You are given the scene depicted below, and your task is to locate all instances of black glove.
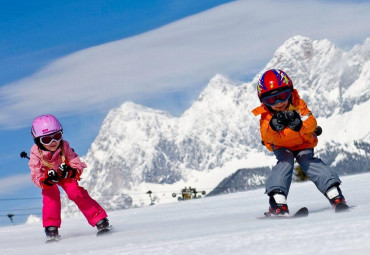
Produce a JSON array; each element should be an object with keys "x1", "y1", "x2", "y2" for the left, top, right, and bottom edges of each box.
[
  {"x1": 270, "y1": 112, "x2": 289, "y2": 131},
  {"x1": 58, "y1": 163, "x2": 77, "y2": 179},
  {"x1": 284, "y1": 111, "x2": 302, "y2": 132},
  {"x1": 42, "y1": 169, "x2": 59, "y2": 186}
]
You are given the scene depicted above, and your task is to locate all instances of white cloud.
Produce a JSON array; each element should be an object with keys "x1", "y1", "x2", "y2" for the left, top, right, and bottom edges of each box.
[
  {"x1": 1, "y1": 0, "x2": 370, "y2": 128},
  {"x1": 0, "y1": 174, "x2": 31, "y2": 195}
]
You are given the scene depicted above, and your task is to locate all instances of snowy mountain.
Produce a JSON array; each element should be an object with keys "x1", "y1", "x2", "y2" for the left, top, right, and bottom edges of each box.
[
  {"x1": 3, "y1": 173, "x2": 370, "y2": 255},
  {"x1": 63, "y1": 36, "x2": 370, "y2": 214}
]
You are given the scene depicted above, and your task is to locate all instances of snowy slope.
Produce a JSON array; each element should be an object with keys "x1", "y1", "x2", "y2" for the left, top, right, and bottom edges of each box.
[
  {"x1": 71, "y1": 36, "x2": 370, "y2": 212},
  {"x1": 1, "y1": 173, "x2": 370, "y2": 255}
]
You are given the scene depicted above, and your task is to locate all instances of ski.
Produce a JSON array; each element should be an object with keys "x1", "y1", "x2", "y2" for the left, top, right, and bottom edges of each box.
[
  {"x1": 335, "y1": 202, "x2": 350, "y2": 213},
  {"x1": 257, "y1": 207, "x2": 308, "y2": 219},
  {"x1": 45, "y1": 226, "x2": 61, "y2": 243},
  {"x1": 45, "y1": 235, "x2": 61, "y2": 243},
  {"x1": 97, "y1": 225, "x2": 113, "y2": 236},
  {"x1": 45, "y1": 225, "x2": 113, "y2": 242}
]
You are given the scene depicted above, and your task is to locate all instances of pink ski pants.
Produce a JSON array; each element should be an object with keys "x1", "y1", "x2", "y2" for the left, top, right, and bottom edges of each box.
[{"x1": 42, "y1": 178, "x2": 107, "y2": 228}]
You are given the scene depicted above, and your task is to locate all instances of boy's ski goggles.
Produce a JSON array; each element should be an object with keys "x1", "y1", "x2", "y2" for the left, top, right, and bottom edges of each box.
[
  {"x1": 261, "y1": 90, "x2": 292, "y2": 106},
  {"x1": 40, "y1": 131, "x2": 63, "y2": 145}
]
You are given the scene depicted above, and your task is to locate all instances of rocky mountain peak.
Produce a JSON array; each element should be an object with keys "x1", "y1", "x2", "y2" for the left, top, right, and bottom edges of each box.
[{"x1": 63, "y1": 36, "x2": 370, "y2": 212}]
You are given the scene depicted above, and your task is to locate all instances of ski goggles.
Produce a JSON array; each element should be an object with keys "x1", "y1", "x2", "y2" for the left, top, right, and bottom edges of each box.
[
  {"x1": 261, "y1": 90, "x2": 292, "y2": 106},
  {"x1": 39, "y1": 131, "x2": 63, "y2": 145}
]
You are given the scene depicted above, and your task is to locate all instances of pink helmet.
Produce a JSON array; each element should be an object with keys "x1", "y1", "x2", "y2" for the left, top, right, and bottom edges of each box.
[{"x1": 31, "y1": 115, "x2": 63, "y2": 138}]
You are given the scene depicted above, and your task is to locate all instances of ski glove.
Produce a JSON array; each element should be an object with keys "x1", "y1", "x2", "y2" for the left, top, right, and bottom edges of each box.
[
  {"x1": 58, "y1": 163, "x2": 77, "y2": 179},
  {"x1": 269, "y1": 112, "x2": 289, "y2": 131},
  {"x1": 41, "y1": 169, "x2": 59, "y2": 187},
  {"x1": 284, "y1": 111, "x2": 302, "y2": 132}
]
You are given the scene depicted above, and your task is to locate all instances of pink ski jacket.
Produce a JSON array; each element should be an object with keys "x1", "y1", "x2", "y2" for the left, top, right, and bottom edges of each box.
[{"x1": 29, "y1": 140, "x2": 87, "y2": 189}]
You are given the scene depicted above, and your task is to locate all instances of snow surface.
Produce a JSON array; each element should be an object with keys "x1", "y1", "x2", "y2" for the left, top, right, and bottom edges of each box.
[{"x1": 1, "y1": 173, "x2": 369, "y2": 255}]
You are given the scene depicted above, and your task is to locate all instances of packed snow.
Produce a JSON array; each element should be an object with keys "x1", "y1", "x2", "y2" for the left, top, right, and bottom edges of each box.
[{"x1": 1, "y1": 173, "x2": 369, "y2": 255}]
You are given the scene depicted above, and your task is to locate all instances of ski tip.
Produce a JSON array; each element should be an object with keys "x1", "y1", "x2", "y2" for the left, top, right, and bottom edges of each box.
[
  {"x1": 297, "y1": 207, "x2": 308, "y2": 212},
  {"x1": 335, "y1": 203, "x2": 350, "y2": 213},
  {"x1": 297, "y1": 207, "x2": 308, "y2": 211},
  {"x1": 45, "y1": 236, "x2": 61, "y2": 243},
  {"x1": 293, "y1": 207, "x2": 309, "y2": 217}
]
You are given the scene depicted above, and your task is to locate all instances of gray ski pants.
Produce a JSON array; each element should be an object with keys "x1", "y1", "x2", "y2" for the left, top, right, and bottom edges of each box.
[{"x1": 265, "y1": 148, "x2": 341, "y2": 196}]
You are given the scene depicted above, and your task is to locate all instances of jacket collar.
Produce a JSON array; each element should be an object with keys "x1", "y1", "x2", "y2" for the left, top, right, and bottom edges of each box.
[{"x1": 251, "y1": 104, "x2": 269, "y2": 116}]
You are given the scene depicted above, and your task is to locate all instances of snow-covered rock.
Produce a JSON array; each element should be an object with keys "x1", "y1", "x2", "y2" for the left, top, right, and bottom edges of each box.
[{"x1": 25, "y1": 215, "x2": 41, "y2": 225}]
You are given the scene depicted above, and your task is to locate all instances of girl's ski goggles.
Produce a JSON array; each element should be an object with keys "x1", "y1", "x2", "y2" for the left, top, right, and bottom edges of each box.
[
  {"x1": 40, "y1": 131, "x2": 63, "y2": 145},
  {"x1": 261, "y1": 90, "x2": 292, "y2": 106}
]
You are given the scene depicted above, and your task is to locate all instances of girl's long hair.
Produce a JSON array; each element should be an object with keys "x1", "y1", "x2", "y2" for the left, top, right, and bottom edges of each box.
[{"x1": 38, "y1": 141, "x2": 66, "y2": 169}]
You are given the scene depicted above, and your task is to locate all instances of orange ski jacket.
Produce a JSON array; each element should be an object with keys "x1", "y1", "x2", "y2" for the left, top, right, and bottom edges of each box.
[{"x1": 252, "y1": 89, "x2": 318, "y2": 152}]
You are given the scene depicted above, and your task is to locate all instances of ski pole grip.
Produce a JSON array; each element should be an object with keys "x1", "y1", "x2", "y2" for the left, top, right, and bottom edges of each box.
[
  {"x1": 314, "y1": 126, "x2": 322, "y2": 136},
  {"x1": 20, "y1": 151, "x2": 30, "y2": 160}
]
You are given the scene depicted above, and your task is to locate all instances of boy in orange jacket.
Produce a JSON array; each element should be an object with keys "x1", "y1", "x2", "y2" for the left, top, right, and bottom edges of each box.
[{"x1": 252, "y1": 69, "x2": 348, "y2": 215}]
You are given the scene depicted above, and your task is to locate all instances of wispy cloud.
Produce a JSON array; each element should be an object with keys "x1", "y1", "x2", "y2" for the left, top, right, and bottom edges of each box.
[
  {"x1": 0, "y1": 174, "x2": 31, "y2": 195},
  {"x1": 1, "y1": 0, "x2": 370, "y2": 129}
]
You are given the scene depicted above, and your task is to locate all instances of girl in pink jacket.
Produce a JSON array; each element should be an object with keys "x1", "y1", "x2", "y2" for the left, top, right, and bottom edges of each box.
[{"x1": 28, "y1": 114, "x2": 110, "y2": 241}]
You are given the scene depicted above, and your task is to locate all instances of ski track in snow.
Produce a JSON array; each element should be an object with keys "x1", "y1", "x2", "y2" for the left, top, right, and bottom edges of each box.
[{"x1": 1, "y1": 173, "x2": 369, "y2": 255}]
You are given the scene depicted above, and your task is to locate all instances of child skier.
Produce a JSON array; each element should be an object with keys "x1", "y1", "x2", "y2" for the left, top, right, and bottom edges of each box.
[
  {"x1": 28, "y1": 114, "x2": 111, "y2": 240},
  {"x1": 252, "y1": 69, "x2": 348, "y2": 216}
]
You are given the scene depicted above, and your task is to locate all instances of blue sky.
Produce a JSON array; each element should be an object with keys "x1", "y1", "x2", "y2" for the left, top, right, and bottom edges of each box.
[
  {"x1": 0, "y1": 0, "x2": 234, "y2": 226},
  {"x1": 1, "y1": 0, "x2": 370, "y2": 226},
  {"x1": 1, "y1": 0, "x2": 236, "y2": 85}
]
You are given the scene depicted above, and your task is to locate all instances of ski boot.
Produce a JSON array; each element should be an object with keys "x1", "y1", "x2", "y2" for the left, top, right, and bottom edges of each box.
[
  {"x1": 96, "y1": 218, "x2": 111, "y2": 236},
  {"x1": 326, "y1": 186, "x2": 349, "y2": 213},
  {"x1": 265, "y1": 192, "x2": 289, "y2": 217},
  {"x1": 45, "y1": 226, "x2": 60, "y2": 242}
]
